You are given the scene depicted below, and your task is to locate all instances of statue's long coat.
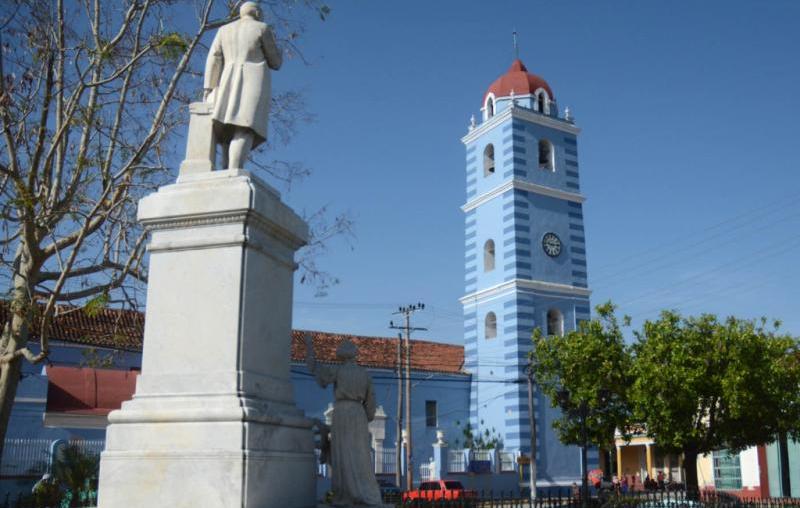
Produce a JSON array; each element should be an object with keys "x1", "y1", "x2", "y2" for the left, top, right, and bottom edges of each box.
[{"x1": 204, "y1": 17, "x2": 282, "y2": 148}]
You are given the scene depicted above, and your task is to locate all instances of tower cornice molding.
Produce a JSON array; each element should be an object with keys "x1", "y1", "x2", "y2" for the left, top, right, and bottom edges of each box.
[
  {"x1": 511, "y1": 107, "x2": 581, "y2": 136},
  {"x1": 462, "y1": 178, "x2": 585, "y2": 212},
  {"x1": 461, "y1": 105, "x2": 511, "y2": 144},
  {"x1": 461, "y1": 104, "x2": 580, "y2": 145},
  {"x1": 460, "y1": 278, "x2": 592, "y2": 306}
]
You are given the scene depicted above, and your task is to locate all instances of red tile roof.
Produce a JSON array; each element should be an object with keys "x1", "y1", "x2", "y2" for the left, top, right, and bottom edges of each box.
[
  {"x1": 0, "y1": 302, "x2": 465, "y2": 375},
  {"x1": 485, "y1": 59, "x2": 554, "y2": 103},
  {"x1": 292, "y1": 330, "x2": 465, "y2": 375},
  {"x1": 0, "y1": 301, "x2": 144, "y2": 351},
  {"x1": 45, "y1": 366, "x2": 139, "y2": 416}
]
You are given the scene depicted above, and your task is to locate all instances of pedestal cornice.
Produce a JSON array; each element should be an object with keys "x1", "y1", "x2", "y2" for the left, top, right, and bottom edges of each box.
[{"x1": 138, "y1": 169, "x2": 308, "y2": 251}]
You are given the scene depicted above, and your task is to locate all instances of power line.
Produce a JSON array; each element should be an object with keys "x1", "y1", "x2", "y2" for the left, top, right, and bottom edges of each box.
[
  {"x1": 627, "y1": 267, "x2": 794, "y2": 321},
  {"x1": 613, "y1": 234, "x2": 800, "y2": 310},
  {"x1": 593, "y1": 208, "x2": 800, "y2": 288},
  {"x1": 589, "y1": 189, "x2": 800, "y2": 277},
  {"x1": 296, "y1": 301, "x2": 464, "y2": 319},
  {"x1": 295, "y1": 301, "x2": 399, "y2": 309}
]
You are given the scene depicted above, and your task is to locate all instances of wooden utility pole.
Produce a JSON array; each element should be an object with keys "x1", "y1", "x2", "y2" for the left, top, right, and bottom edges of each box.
[
  {"x1": 389, "y1": 303, "x2": 426, "y2": 491},
  {"x1": 526, "y1": 362, "x2": 537, "y2": 501},
  {"x1": 395, "y1": 333, "x2": 403, "y2": 487}
]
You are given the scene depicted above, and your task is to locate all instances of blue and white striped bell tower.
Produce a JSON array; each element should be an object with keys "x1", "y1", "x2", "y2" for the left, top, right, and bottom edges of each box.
[{"x1": 460, "y1": 59, "x2": 595, "y2": 486}]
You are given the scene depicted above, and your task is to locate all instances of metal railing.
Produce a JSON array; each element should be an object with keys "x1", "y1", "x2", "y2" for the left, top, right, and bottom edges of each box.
[
  {"x1": 377, "y1": 449, "x2": 397, "y2": 475},
  {"x1": 316, "y1": 447, "x2": 397, "y2": 477},
  {"x1": 419, "y1": 460, "x2": 434, "y2": 482},
  {"x1": 499, "y1": 451, "x2": 517, "y2": 472},
  {"x1": 469, "y1": 449, "x2": 495, "y2": 474},
  {"x1": 471, "y1": 449, "x2": 494, "y2": 462},
  {"x1": 68, "y1": 439, "x2": 105, "y2": 459},
  {"x1": 1, "y1": 438, "x2": 105, "y2": 478},
  {"x1": 0, "y1": 438, "x2": 51, "y2": 477},
  {"x1": 447, "y1": 449, "x2": 468, "y2": 473}
]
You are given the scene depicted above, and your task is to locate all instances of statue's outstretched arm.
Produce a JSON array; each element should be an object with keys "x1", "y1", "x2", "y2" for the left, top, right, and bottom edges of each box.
[{"x1": 304, "y1": 333, "x2": 335, "y2": 387}]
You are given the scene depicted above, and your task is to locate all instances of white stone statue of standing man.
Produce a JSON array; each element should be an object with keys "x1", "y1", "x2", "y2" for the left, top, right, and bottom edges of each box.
[
  {"x1": 304, "y1": 334, "x2": 391, "y2": 508},
  {"x1": 203, "y1": 1, "x2": 282, "y2": 170}
]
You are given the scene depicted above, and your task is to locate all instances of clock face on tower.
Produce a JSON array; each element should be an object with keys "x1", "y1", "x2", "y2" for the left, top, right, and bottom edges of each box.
[{"x1": 542, "y1": 232, "x2": 562, "y2": 258}]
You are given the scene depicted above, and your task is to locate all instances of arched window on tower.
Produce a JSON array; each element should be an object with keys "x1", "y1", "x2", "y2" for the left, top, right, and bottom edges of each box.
[
  {"x1": 536, "y1": 91, "x2": 548, "y2": 114},
  {"x1": 486, "y1": 97, "x2": 495, "y2": 118},
  {"x1": 546, "y1": 309, "x2": 564, "y2": 337},
  {"x1": 483, "y1": 144, "x2": 495, "y2": 176},
  {"x1": 538, "y1": 139, "x2": 555, "y2": 171},
  {"x1": 483, "y1": 239, "x2": 495, "y2": 272},
  {"x1": 485, "y1": 312, "x2": 497, "y2": 339}
]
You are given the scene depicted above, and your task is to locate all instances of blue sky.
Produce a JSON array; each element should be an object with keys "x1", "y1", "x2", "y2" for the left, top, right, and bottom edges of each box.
[{"x1": 264, "y1": 1, "x2": 800, "y2": 344}]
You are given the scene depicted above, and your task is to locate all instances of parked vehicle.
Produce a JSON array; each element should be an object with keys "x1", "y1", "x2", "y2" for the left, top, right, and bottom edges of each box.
[
  {"x1": 377, "y1": 479, "x2": 401, "y2": 498},
  {"x1": 402, "y1": 480, "x2": 477, "y2": 502}
]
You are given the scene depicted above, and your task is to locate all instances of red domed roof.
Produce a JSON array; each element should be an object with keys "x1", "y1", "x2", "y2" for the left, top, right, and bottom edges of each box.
[{"x1": 484, "y1": 59, "x2": 554, "y2": 104}]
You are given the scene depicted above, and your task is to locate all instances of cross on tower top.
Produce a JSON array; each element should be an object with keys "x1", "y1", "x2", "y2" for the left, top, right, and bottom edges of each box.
[{"x1": 512, "y1": 30, "x2": 519, "y2": 60}]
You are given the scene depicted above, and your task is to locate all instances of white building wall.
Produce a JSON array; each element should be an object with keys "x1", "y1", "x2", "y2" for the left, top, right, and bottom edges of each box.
[{"x1": 740, "y1": 446, "x2": 760, "y2": 489}]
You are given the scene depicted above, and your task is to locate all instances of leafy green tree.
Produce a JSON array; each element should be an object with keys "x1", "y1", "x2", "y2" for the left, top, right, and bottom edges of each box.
[
  {"x1": 531, "y1": 301, "x2": 633, "y2": 450},
  {"x1": 630, "y1": 312, "x2": 800, "y2": 495},
  {"x1": 53, "y1": 443, "x2": 100, "y2": 507},
  {"x1": 452, "y1": 420, "x2": 504, "y2": 450}
]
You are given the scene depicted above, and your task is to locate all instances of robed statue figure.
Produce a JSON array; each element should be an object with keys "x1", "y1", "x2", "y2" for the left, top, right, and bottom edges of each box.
[
  {"x1": 203, "y1": 1, "x2": 282, "y2": 170},
  {"x1": 304, "y1": 334, "x2": 389, "y2": 507}
]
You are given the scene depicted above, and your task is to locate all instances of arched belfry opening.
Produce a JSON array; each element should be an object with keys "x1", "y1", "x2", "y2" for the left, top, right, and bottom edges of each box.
[
  {"x1": 483, "y1": 239, "x2": 495, "y2": 272},
  {"x1": 539, "y1": 139, "x2": 554, "y2": 170},
  {"x1": 485, "y1": 312, "x2": 497, "y2": 339},
  {"x1": 483, "y1": 144, "x2": 495, "y2": 176},
  {"x1": 546, "y1": 309, "x2": 564, "y2": 337},
  {"x1": 536, "y1": 91, "x2": 547, "y2": 113}
]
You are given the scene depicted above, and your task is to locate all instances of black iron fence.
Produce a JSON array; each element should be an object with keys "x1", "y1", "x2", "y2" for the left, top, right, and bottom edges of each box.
[
  {"x1": 393, "y1": 490, "x2": 800, "y2": 508},
  {"x1": 5, "y1": 488, "x2": 800, "y2": 508}
]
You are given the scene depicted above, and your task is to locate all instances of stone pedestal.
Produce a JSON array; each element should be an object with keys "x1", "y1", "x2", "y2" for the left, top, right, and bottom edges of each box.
[
  {"x1": 97, "y1": 169, "x2": 316, "y2": 508},
  {"x1": 179, "y1": 102, "x2": 216, "y2": 175}
]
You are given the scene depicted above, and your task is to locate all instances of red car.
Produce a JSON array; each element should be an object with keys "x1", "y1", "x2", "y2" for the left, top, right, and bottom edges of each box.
[{"x1": 402, "y1": 480, "x2": 478, "y2": 501}]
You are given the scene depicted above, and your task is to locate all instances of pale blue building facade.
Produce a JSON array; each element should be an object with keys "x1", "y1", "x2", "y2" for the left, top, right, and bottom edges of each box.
[
  {"x1": 1, "y1": 337, "x2": 475, "y2": 498},
  {"x1": 461, "y1": 59, "x2": 596, "y2": 486}
]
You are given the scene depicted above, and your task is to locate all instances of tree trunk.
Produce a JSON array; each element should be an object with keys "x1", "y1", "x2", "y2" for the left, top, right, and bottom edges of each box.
[
  {"x1": 778, "y1": 432, "x2": 792, "y2": 496},
  {"x1": 683, "y1": 449, "x2": 699, "y2": 500},
  {"x1": 0, "y1": 348, "x2": 23, "y2": 466},
  {"x1": 0, "y1": 314, "x2": 29, "y2": 466},
  {"x1": 0, "y1": 251, "x2": 36, "y2": 466}
]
